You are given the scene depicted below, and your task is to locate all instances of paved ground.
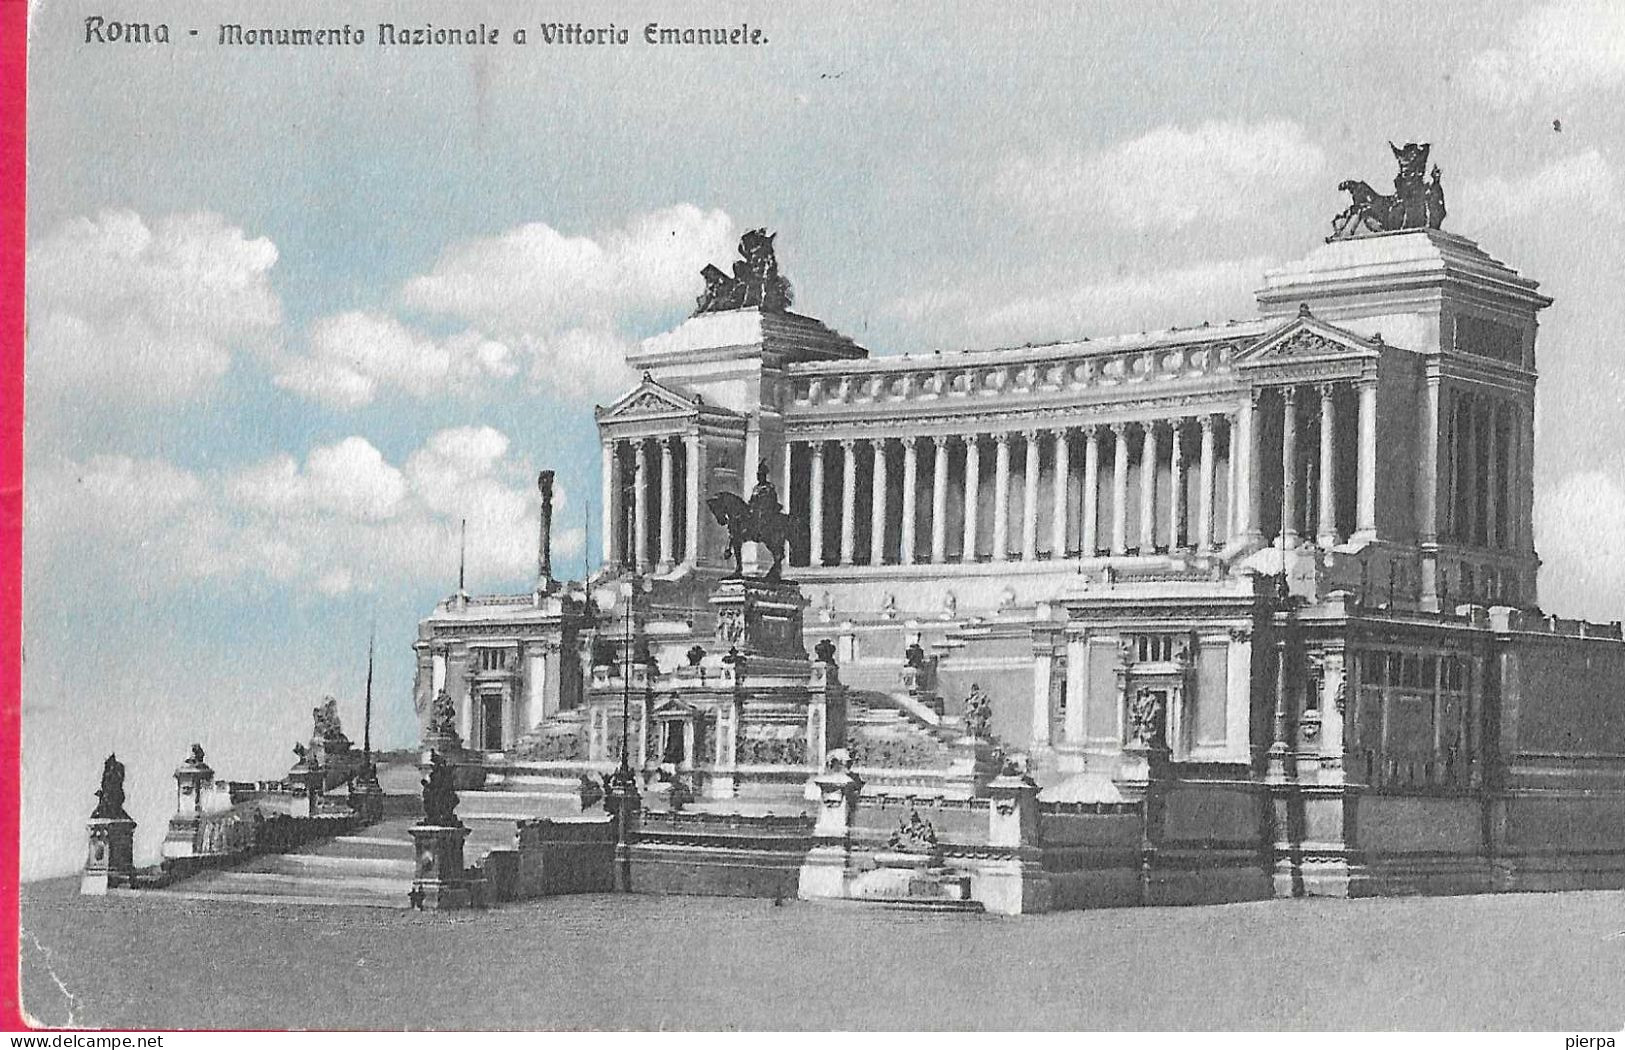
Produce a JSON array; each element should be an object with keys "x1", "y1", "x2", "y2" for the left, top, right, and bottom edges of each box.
[{"x1": 17, "y1": 879, "x2": 1625, "y2": 1031}]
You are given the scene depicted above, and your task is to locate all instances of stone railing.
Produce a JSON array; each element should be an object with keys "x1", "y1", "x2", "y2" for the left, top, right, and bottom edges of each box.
[{"x1": 784, "y1": 330, "x2": 1254, "y2": 412}]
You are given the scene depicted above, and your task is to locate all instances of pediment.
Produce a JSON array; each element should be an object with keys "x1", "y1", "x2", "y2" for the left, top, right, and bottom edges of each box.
[
  {"x1": 596, "y1": 374, "x2": 723, "y2": 422},
  {"x1": 1233, "y1": 317, "x2": 1379, "y2": 368},
  {"x1": 651, "y1": 695, "x2": 700, "y2": 717}
]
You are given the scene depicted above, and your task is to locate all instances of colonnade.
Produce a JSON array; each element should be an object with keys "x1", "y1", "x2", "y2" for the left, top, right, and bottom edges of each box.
[
  {"x1": 600, "y1": 433, "x2": 699, "y2": 573},
  {"x1": 1444, "y1": 389, "x2": 1530, "y2": 551},
  {"x1": 785, "y1": 416, "x2": 1238, "y2": 568}
]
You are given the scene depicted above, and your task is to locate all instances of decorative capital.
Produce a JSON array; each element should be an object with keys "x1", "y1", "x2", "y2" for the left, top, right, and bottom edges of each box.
[
  {"x1": 899, "y1": 434, "x2": 918, "y2": 450},
  {"x1": 1199, "y1": 413, "x2": 1217, "y2": 433},
  {"x1": 1317, "y1": 381, "x2": 1338, "y2": 400},
  {"x1": 993, "y1": 431, "x2": 1012, "y2": 447},
  {"x1": 1281, "y1": 385, "x2": 1299, "y2": 406},
  {"x1": 1109, "y1": 420, "x2": 1130, "y2": 436},
  {"x1": 839, "y1": 437, "x2": 858, "y2": 452}
]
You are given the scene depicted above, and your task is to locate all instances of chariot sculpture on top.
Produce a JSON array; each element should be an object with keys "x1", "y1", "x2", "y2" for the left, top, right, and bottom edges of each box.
[
  {"x1": 1330, "y1": 141, "x2": 1447, "y2": 240},
  {"x1": 694, "y1": 228, "x2": 794, "y2": 314}
]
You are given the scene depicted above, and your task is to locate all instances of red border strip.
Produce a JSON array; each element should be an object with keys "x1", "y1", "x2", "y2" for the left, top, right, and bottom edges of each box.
[{"x1": 0, "y1": 0, "x2": 26, "y2": 1033}]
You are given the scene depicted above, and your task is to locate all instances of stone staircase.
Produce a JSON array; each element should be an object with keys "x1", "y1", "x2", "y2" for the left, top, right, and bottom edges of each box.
[{"x1": 144, "y1": 788, "x2": 545, "y2": 909}]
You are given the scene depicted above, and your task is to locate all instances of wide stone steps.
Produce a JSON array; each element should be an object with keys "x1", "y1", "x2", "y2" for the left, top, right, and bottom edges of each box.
[{"x1": 143, "y1": 802, "x2": 529, "y2": 910}]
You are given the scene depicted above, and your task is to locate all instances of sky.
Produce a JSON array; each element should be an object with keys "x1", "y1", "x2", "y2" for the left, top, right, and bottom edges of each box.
[{"x1": 20, "y1": 0, "x2": 1625, "y2": 879}]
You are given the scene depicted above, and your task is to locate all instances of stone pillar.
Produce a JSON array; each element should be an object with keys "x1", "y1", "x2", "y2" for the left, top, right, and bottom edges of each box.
[
  {"x1": 1241, "y1": 389, "x2": 1264, "y2": 543},
  {"x1": 782, "y1": 439, "x2": 795, "y2": 516},
  {"x1": 1064, "y1": 633, "x2": 1088, "y2": 744},
  {"x1": 1168, "y1": 418, "x2": 1186, "y2": 551},
  {"x1": 600, "y1": 438, "x2": 619, "y2": 569},
  {"x1": 685, "y1": 430, "x2": 703, "y2": 568},
  {"x1": 1110, "y1": 423, "x2": 1130, "y2": 556},
  {"x1": 82, "y1": 815, "x2": 137, "y2": 895},
  {"x1": 900, "y1": 436, "x2": 919, "y2": 564},
  {"x1": 1519, "y1": 399, "x2": 1536, "y2": 556},
  {"x1": 1138, "y1": 422, "x2": 1159, "y2": 554},
  {"x1": 632, "y1": 440, "x2": 650, "y2": 573},
  {"x1": 992, "y1": 432, "x2": 1012, "y2": 562},
  {"x1": 1317, "y1": 383, "x2": 1339, "y2": 547},
  {"x1": 839, "y1": 438, "x2": 858, "y2": 565},
  {"x1": 409, "y1": 823, "x2": 474, "y2": 910},
  {"x1": 1013, "y1": 430, "x2": 1037, "y2": 561},
  {"x1": 1465, "y1": 393, "x2": 1480, "y2": 547},
  {"x1": 1356, "y1": 377, "x2": 1379, "y2": 539},
  {"x1": 1030, "y1": 645, "x2": 1054, "y2": 746},
  {"x1": 962, "y1": 435, "x2": 982, "y2": 561},
  {"x1": 1198, "y1": 414, "x2": 1217, "y2": 553},
  {"x1": 869, "y1": 437, "x2": 889, "y2": 565},
  {"x1": 798, "y1": 766, "x2": 863, "y2": 901},
  {"x1": 1320, "y1": 649, "x2": 1346, "y2": 784},
  {"x1": 1418, "y1": 372, "x2": 1442, "y2": 545},
  {"x1": 931, "y1": 436, "x2": 950, "y2": 564},
  {"x1": 1082, "y1": 425, "x2": 1100, "y2": 556},
  {"x1": 657, "y1": 436, "x2": 676, "y2": 572},
  {"x1": 1485, "y1": 399, "x2": 1501, "y2": 549},
  {"x1": 809, "y1": 441, "x2": 826, "y2": 566},
  {"x1": 1050, "y1": 428, "x2": 1071, "y2": 559},
  {"x1": 978, "y1": 770, "x2": 1050, "y2": 915},
  {"x1": 1281, "y1": 387, "x2": 1301, "y2": 547}
]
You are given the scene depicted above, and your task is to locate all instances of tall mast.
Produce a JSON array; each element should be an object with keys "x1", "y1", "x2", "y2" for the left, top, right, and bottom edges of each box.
[{"x1": 362, "y1": 622, "x2": 375, "y2": 762}]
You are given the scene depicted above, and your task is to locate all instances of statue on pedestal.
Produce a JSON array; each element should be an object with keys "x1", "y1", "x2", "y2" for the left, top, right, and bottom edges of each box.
[
  {"x1": 428, "y1": 690, "x2": 458, "y2": 738},
  {"x1": 420, "y1": 751, "x2": 462, "y2": 827},
  {"x1": 961, "y1": 684, "x2": 993, "y2": 739},
  {"x1": 886, "y1": 810, "x2": 939, "y2": 855},
  {"x1": 92, "y1": 753, "x2": 131, "y2": 820}
]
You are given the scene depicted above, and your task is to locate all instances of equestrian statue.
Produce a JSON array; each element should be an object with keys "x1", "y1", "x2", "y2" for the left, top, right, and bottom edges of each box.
[
  {"x1": 707, "y1": 461, "x2": 794, "y2": 579},
  {"x1": 1330, "y1": 141, "x2": 1447, "y2": 240}
]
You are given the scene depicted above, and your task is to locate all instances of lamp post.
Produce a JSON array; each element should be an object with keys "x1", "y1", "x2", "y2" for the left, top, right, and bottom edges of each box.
[{"x1": 605, "y1": 578, "x2": 643, "y2": 883}]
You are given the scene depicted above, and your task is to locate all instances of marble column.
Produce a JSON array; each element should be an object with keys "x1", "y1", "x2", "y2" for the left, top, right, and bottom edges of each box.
[
  {"x1": 1280, "y1": 387, "x2": 1301, "y2": 548},
  {"x1": 1138, "y1": 422, "x2": 1159, "y2": 554},
  {"x1": 1418, "y1": 374, "x2": 1442, "y2": 545},
  {"x1": 1168, "y1": 418, "x2": 1186, "y2": 551},
  {"x1": 782, "y1": 440, "x2": 794, "y2": 514},
  {"x1": 1356, "y1": 377, "x2": 1379, "y2": 539},
  {"x1": 1239, "y1": 389, "x2": 1263, "y2": 542},
  {"x1": 600, "y1": 438, "x2": 619, "y2": 568},
  {"x1": 839, "y1": 438, "x2": 859, "y2": 566},
  {"x1": 1485, "y1": 400, "x2": 1501, "y2": 549},
  {"x1": 962, "y1": 436, "x2": 982, "y2": 561},
  {"x1": 931, "y1": 436, "x2": 950, "y2": 564},
  {"x1": 992, "y1": 432, "x2": 1012, "y2": 562},
  {"x1": 1317, "y1": 383, "x2": 1339, "y2": 547},
  {"x1": 1051, "y1": 428, "x2": 1071, "y2": 559},
  {"x1": 1082, "y1": 425, "x2": 1100, "y2": 556},
  {"x1": 1110, "y1": 423, "x2": 1129, "y2": 556},
  {"x1": 633, "y1": 439, "x2": 651, "y2": 572},
  {"x1": 686, "y1": 431, "x2": 702, "y2": 568},
  {"x1": 869, "y1": 438, "x2": 889, "y2": 565},
  {"x1": 809, "y1": 441, "x2": 826, "y2": 567},
  {"x1": 1464, "y1": 393, "x2": 1479, "y2": 547},
  {"x1": 1198, "y1": 414, "x2": 1217, "y2": 554},
  {"x1": 657, "y1": 435, "x2": 676, "y2": 572},
  {"x1": 900, "y1": 436, "x2": 919, "y2": 565},
  {"x1": 1022, "y1": 429, "x2": 1042, "y2": 561}
]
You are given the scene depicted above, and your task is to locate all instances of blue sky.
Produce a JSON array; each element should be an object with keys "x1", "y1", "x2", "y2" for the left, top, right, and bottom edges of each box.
[{"x1": 21, "y1": 0, "x2": 1625, "y2": 877}]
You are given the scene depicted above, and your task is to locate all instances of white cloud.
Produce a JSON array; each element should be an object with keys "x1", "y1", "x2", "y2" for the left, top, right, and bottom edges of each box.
[
  {"x1": 1461, "y1": 149, "x2": 1621, "y2": 224},
  {"x1": 992, "y1": 120, "x2": 1326, "y2": 232},
  {"x1": 1465, "y1": 0, "x2": 1625, "y2": 109},
  {"x1": 274, "y1": 310, "x2": 518, "y2": 408},
  {"x1": 276, "y1": 204, "x2": 731, "y2": 406},
  {"x1": 26, "y1": 210, "x2": 281, "y2": 409},
  {"x1": 891, "y1": 257, "x2": 1269, "y2": 347},
  {"x1": 1535, "y1": 469, "x2": 1625, "y2": 620},
  {"x1": 26, "y1": 427, "x2": 582, "y2": 598}
]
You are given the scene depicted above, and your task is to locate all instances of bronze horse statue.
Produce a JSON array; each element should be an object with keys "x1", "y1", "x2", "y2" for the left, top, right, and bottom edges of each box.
[{"x1": 707, "y1": 490, "x2": 792, "y2": 579}]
